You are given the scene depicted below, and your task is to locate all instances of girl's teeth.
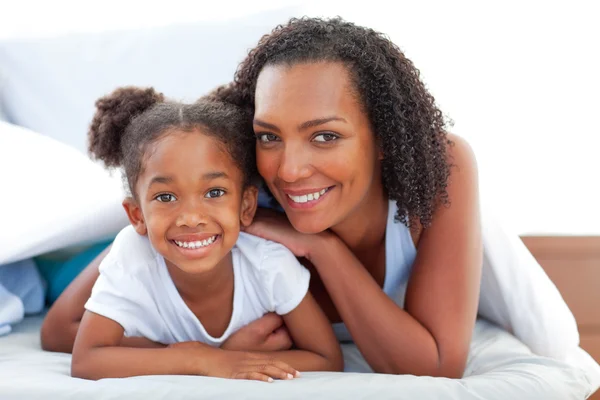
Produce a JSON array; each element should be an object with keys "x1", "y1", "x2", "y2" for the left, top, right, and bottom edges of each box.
[
  {"x1": 288, "y1": 188, "x2": 328, "y2": 203},
  {"x1": 175, "y1": 236, "x2": 217, "y2": 249}
]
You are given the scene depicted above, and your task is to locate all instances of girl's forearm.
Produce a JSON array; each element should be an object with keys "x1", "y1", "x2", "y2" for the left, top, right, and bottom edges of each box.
[
  {"x1": 71, "y1": 345, "x2": 214, "y2": 380},
  {"x1": 266, "y1": 349, "x2": 342, "y2": 372}
]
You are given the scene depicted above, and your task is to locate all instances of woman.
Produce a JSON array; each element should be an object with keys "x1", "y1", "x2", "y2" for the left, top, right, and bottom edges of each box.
[{"x1": 41, "y1": 17, "x2": 481, "y2": 378}]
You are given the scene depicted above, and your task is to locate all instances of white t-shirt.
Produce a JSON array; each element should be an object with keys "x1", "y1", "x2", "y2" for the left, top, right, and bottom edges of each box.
[{"x1": 84, "y1": 226, "x2": 310, "y2": 347}]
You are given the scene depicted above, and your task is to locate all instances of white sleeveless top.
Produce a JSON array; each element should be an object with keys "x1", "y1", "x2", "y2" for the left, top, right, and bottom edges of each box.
[{"x1": 332, "y1": 200, "x2": 416, "y2": 342}]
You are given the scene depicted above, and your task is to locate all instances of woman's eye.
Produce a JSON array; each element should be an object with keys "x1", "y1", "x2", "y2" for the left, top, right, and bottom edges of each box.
[
  {"x1": 256, "y1": 133, "x2": 279, "y2": 143},
  {"x1": 155, "y1": 194, "x2": 176, "y2": 203},
  {"x1": 313, "y1": 133, "x2": 339, "y2": 142},
  {"x1": 205, "y1": 189, "x2": 225, "y2": 198}
]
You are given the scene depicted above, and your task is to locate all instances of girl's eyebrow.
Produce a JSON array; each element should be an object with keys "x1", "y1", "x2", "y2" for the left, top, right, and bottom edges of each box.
[
  {"x1": 148, "y1": 175, "x2": 173, "y2": 188},
  {"x1": 202, "y1": 171, "x2": 228, "y2": 181},
  {"x1": 147, "y1": 172, "x2": 228, "y2": 188}
]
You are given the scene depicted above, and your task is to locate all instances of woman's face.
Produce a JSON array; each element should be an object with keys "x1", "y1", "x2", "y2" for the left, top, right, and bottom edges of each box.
[{"x1": 253, "y1": 62, "x2": 382, "y2": 233}]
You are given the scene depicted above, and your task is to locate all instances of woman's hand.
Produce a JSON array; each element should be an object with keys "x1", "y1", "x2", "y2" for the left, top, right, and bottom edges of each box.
[
  {"x1": 243, "y1": 208, "x2": 333, "y2": 259},
  {"x1": 221, "y1": 313, "x2": 292, "y2": 352}
]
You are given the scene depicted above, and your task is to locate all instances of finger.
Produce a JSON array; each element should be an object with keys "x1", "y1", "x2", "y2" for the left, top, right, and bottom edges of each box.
[
  {"x1": 269, "y1": 359, "x2": 299, "y2": 378},
  {"x1": 252, "y1": 358, "x2": 298, "y2": 379},
  {"x1": 236, "y1": 372, "x2": 273, "y2": 383},
  {"x1": 251, "y1": 313, "x2": 284, "y2": 335},
  {"x1": 250, "y1": 363, "x2": 295, "y2": 380},
  {"x1": 263, "y1": 327, "x2": 293, "y2": 351}
]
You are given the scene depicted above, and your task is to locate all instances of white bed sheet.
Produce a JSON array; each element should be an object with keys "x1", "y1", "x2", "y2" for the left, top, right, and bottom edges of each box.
[{"x1": 0, "y1": 315, "x2": 598, "y2": 400}]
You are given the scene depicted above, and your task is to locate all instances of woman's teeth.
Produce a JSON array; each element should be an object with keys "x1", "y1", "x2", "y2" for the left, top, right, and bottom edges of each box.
[
  {"x1": 174, "y1": 235, "x2": 217, "y2": 249},
  {"x1": 287, "y1": 188, "x2": 328, "y2": 204}
]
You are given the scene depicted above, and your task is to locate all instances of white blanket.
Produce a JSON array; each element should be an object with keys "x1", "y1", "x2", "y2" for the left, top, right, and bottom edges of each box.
[
  {"x1": 0, "y1": 315, "x2": 598, "y2": 399},
  {"x1": 0, "y1": 259, "x2": 45, "y2": 335}
]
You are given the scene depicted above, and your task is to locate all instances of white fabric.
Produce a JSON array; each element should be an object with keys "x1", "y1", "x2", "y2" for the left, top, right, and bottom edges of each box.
[
  {"x1": 0, "y1": 314, "x2": 598, "y2": 399},
  {"x1": 0, "y1": 7, "x2": 303, "y2": 153},
  {"x1": 477, "y1": 201, "x2": 580, "y2": 360},
  {"x1": 85, "y1": 226, "x2": 310, "y2": 346},
  {"x1": 0, "y1": 121, "x2": 128, "y2": 264},
  {"x1": 0, "y1": 259, "x2": 45, "y2": 335}
]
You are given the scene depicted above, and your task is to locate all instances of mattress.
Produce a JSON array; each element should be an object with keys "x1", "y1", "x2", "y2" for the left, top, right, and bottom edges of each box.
[{"x1": 0, "y1": 315, "x2": 598, "y2": 399}]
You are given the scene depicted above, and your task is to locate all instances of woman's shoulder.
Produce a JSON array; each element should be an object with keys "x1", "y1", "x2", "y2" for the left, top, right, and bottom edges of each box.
[
  {"x1": 446, "y1": 133, "x2": 478, "y2": 173},
  {"x1": 408, "y1": 133, "x2": 478, "y2": 248}
]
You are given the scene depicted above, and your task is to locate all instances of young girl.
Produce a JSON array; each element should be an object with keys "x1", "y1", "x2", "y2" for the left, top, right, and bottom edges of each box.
[{"x1": 70, "y1": 87, "x2": 343, "y2": 382}]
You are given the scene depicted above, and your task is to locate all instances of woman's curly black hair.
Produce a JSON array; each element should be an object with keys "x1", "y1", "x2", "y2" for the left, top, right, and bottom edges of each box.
[
  {"x1": 88, "y1": 86, "x2": 257, "y2": 198},
  {"x1": 221, "y1": 16, "x2": 451, "y2": 227}
]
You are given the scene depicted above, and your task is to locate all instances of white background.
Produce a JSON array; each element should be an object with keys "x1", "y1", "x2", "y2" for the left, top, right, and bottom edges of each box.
[{"x1": 1, "y1": 0, "x2": 598, "y2": 235}]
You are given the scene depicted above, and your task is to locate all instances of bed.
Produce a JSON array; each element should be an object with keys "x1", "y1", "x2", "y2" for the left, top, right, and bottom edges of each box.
[{"x1": 0, "y1": 314, "x2": 598, "y2": 399}]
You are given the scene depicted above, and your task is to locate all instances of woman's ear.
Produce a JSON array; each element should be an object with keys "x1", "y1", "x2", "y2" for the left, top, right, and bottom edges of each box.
[
  {"x1": 122, "y1": 197, "x2": 147, "y2": 235},
  {"x1": 240, "y1": 186, "x2": 259, "y2": 227}
]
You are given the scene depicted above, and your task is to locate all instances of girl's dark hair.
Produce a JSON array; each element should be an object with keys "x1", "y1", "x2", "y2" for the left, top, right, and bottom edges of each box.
[
  {"x1": 220, "y1": 17, "x2": 451, "y2": 227},
  {"x1": 88, "y1": 86, "x2": 257, "y2": 197}
]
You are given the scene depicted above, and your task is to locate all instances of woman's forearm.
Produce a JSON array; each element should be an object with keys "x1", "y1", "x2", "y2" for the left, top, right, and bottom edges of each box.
[{"x1": 308, "y1": 236, "x2": 460, "y2": 377}]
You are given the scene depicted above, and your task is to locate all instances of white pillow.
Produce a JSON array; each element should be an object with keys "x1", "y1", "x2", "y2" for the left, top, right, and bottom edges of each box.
[
  {"x1": 0, "y1": 7, "x2": 303, "y2": 153},
  {"x1": 478, "y1": 201, "x2": 580, "y2": 360},
  {"x1": 0, "y1": 121, "x2": 128, "y2": 264}
]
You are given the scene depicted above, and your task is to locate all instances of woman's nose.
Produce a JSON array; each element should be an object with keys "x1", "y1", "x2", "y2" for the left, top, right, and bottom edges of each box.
[{"x1": 277, "y1": 145, "x2": 312, "y2": 183}]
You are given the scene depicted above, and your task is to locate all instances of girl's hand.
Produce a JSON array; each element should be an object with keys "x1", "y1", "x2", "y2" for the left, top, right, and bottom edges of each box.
[
  {"x1": 243, "y1": 208, "x2": 332, "y2": 259},
  {"x1": 221, "y1": 313, "x2": 293, "y2": 352},
  {"x1": 210, "y1": 350, "x2": 299, "y2": 382}
]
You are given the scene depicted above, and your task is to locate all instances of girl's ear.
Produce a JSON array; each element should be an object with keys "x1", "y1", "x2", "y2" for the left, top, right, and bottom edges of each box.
[
  {"x1": 122, "y1": 197, "x2": 147, "y2": 235},
  {"x1": 240, "y1": 186, "x2": 258, "y2": 227}
]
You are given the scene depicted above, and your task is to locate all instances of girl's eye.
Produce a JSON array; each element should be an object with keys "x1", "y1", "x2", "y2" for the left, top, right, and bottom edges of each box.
[
  {"x1": 256, "y1": 133, "x2": 280, "y2": 143},
  {"x1": 155, "y1": 193, "x2": 176, "y2": 203},
  {"x1": 205, "y1": 189, "x2": 225, "y2": 198},
  {"x1": 313, "y1": 133, "x2": 339, "y2": 143}
]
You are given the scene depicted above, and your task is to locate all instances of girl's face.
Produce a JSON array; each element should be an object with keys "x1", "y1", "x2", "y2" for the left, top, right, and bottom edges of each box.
[
  {"x1": 123, "y1": 129, "x2": 257, "y2": 275},
  {"x1": 254, "y1": 62, "x2": 382, "y2": 233}
]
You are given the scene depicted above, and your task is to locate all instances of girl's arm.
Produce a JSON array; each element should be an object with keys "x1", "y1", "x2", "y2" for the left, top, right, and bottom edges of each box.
[
  {"x1": 72, "y1": 311, "x2": 298, "y2": 382},
  {"x1": 41, "y1": 245, "x2": 294, "y2": 354},
  {"x1": 247, "y1": 135, "x2": 482, "y2": 378},
  {"x1": 40, "y1": 246, "x2": 162, "y2": 352},
  {"x1": 268, "y1": 292, "x2": 343, "y2": 372}
]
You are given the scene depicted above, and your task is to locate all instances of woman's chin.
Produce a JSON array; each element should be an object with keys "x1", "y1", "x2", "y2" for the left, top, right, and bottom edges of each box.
[{"x1": 288, "y1": 216, "x2": 330, "y2": 235}]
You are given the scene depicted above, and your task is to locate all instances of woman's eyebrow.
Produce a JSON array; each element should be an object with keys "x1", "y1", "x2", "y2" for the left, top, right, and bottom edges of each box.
[
  {"x1": 253, "y1": 116, "x2": 347, "y2": 132},
  {"x1": 298, "y1": 116, "x2": 347, "y2": 130},
  {"x1": 253, "y1": 119, "x2": 280, "y2": 132}
]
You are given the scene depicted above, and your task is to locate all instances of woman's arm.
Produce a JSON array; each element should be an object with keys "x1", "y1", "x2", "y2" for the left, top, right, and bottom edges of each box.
[
  {"x1": 72, "y1": 311, "x2": 298, "y2": 382},
  {"x1": 310, "y1": 136, "x2": 481, "y2": 377},
  {"x1": 268, "y1": 292, "x2": 343, "y2": 372},
  {"x1": 41, "y1": 246, "x2": 107, "y2": 353},
  {"x1": 246, "y1": 135, "x2": 481, "y2": 377}
]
